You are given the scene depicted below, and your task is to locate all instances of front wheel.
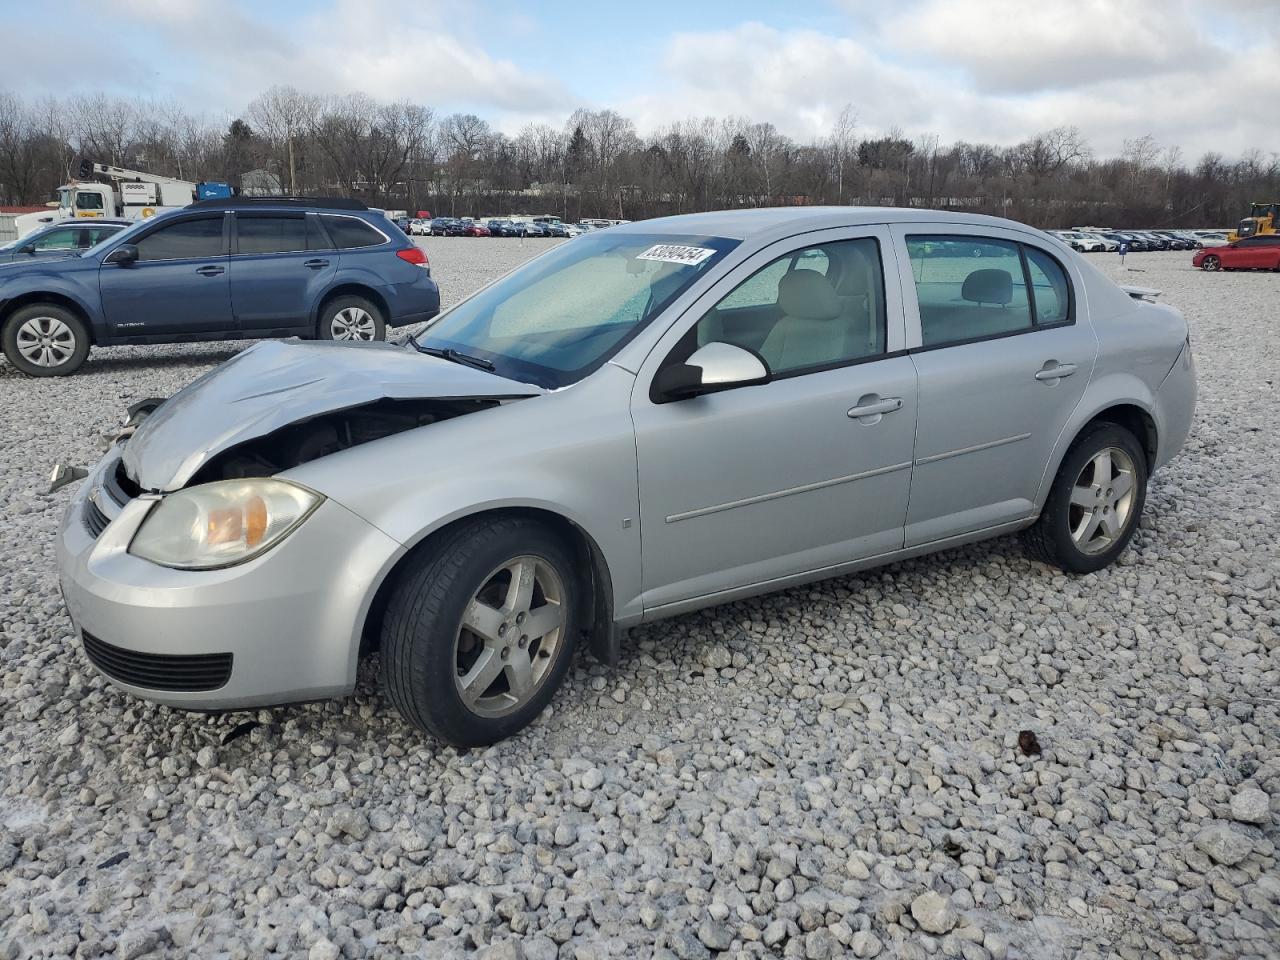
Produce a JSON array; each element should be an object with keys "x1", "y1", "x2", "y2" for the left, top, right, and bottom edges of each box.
[
  {"x1": 1024, "y1": 423, "x2": 1148, "y2": 574},
  {"x1": 1201, "y1": 255, "x2": 1221, "y2": 272},
  {"x1": 318, "y1": 295, "x2": 386, "y2": 342},
  {"x1": 380, "y1": 517, "x2": 581, "y2": 746},
  {"x1": 2, "y1": 304, "x2": 90, "y2": 376}
]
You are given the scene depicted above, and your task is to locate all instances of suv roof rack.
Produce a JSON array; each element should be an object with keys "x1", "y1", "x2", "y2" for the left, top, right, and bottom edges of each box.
[{"x1": 187, "y1": 196, "x2": 369, "y2": 211}]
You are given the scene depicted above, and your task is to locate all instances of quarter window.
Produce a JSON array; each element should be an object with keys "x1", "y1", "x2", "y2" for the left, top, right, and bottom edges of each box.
[
  {"x1": 133, "y1": 217, "x2": 224, "y2": 261},
  {"x1": 689, "y1": 238, "x2": 886, "y2": 375},
  {"x1": 1024, "y1": 246, "x2": 1071, "y2": 325},
  {"x1": 321, "y1": 216, "x2": 385, "y2": 249}
]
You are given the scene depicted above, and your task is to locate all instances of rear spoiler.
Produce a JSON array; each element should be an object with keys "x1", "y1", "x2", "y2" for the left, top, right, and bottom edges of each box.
[{"x1": 1120, "y1": 284, "x2": 1162, "y2": 302}]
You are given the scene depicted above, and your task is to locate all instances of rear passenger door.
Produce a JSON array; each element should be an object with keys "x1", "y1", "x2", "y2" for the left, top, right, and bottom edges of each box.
[
  {"x1": 893, "y1": 227, "x2": 1097, "y2": 547},
  {"x1": 230, "y1": 212, "x2": 336, "y2": 336}
]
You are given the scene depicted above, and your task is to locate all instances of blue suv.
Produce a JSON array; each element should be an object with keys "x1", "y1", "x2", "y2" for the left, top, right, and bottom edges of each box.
[{"x1": 0, "y1": 197, "x2": 440, "y2": 376}]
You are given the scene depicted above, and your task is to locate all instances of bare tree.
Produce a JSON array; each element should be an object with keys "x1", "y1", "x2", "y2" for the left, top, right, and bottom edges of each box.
[
  {"x1": 249, "y1": 85, "x2": 318, "y2": 193},
  {"x1": 829, "y1": 104, "x2": 858, "y2": 204}
]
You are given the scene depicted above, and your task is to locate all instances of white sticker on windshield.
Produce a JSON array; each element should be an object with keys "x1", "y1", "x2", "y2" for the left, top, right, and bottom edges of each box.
[{"x1": 636, "y1": 243, "x2": 716, "y2": 266}]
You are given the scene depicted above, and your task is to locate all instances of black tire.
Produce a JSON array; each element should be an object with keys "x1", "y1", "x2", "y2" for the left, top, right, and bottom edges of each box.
[
  {"x1": 380, "y1": 517, "x2": 581, "y2": 746},
  {"x1": 1024, "y1": 423, "x2": 1148, "y2": 574},
  {"x1": 2, "y1": 303, "x2": 90, "y2": 377},
  {"x1": 317, "y1": 294, "x2": 386, "y2": 342},
  {"x1": 1201, "y1": 255, "x2": 1220, "y2": 272}
]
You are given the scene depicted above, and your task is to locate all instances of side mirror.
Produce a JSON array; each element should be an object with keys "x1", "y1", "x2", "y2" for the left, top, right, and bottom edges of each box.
[
  {"x1": 104, "y1": 244, "x2": 138, "y2": 266},
  {"x1": 653, "y1": 342, "x2": 770, "y2": 403},
  {"x1": 18, "y1": 243, "x2": 35, "y2": 255}
]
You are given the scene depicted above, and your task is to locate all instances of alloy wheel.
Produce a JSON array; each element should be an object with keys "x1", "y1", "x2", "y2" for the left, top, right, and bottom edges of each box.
[
  {"x1": 15, "y1": 315, "x2": 76, "y2": 367},
  {"x1": 1202, "y1": 256, "x2": 1220, "y2": 271},
  {"x1": 453, "y1": 555, "x2": 566, "y2": 718},
  {"x1": 1068, "y1": 446, "x2": 1137, "y2": 555},
  {"x1": 330, "y1": 306, "x2": 377, "y2": 340}
]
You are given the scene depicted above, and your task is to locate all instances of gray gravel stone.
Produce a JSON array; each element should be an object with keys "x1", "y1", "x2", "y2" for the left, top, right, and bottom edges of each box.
[
  {"x1": 911, "y1": 891, "x2": 958, "y2": 934},
  {"x1": 1194, "y1": 823, "x2": 1254, "y2": 866},
  {"x1": 1230, "y1": 787, "x2": 1271, "y2": 825}
]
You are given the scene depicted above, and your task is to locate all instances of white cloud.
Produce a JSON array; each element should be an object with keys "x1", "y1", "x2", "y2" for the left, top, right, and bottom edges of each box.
[
  {"x1": 94, "y1": 0, "x2": 572, "y2": 115},
  {"x1": 616, "y1": 11, "x2": 1280, "y2": 159},
  {"x1": 881, "y1": 0, "x2": 1217, "y2": 93}
]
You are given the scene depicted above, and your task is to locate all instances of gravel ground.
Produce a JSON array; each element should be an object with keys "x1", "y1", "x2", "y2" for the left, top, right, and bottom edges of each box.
[{"x1": 1, "y1": 243, "x2": 1277, "y2": 960}]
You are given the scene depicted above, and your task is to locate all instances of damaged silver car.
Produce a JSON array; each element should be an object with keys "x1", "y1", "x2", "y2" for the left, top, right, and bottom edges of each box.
[{"x1": 58, "y1": 209, "x2": 1196, "y2": 745}]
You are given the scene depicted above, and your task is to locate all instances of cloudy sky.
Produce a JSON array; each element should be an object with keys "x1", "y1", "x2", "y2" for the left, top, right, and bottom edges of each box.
[{"x1": 4, "y1": 0, "x2": 1277, "y2": 158}]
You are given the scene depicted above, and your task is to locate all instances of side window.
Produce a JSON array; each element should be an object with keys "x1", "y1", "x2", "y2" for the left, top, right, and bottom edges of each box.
[
  {"x1": 305, "y1": 216, "x2": 332, "y2": 250},
  {"x1": 906, "y1": 236, "x2": 1032, "y2": 347},
  {"x1": 321, "y1": 216, "x2": 385, "y2": 249},
  {"x1": 33, "y1": 229, "x2": 78, "y2": 251},
  {"x1": 691, "y1": 238, "x2": 886, "y2": 375},
  {"x1": 84, "y1": 226, "x2": 120, "y2": 246},
  {"x1": 1024, "y1": 246, "x2": 1071, "y2": 325},
  {"x1": 133, "y1": 218, "x2": 224, "y2": 262},
  {"x1": 236, "y1": 215, "x2": 309, "y2": 255}
]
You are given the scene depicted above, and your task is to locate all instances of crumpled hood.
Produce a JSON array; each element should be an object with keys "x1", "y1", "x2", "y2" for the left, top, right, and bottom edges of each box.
[{"x1": 122, "y1": 339, "x2": 542, "y2": 491}]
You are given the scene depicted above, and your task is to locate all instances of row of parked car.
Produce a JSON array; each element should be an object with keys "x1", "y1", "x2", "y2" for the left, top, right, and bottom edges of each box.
[
  {"x1": 404, "y1": 217, "x2": 593, "y2": 238},
  {"x1": 1049, "y1": 228, "x2": 1229, "y2": 253}
]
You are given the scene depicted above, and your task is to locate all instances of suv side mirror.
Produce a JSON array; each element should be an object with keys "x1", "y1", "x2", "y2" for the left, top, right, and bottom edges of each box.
[
  {"x1": 653, "y1": 342, "x2": 770, "y2": 403},
  {"x1": 104, "y1": 244, "x2": 138, "y2": 265},
  {"x1": 18, "y1": 243, "x2": 35, "y2": 255}
]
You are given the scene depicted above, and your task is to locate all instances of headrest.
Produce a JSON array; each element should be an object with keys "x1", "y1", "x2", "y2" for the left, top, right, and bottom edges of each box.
[
  {"x1": 778, "y1": 269, "x2": 841, "y2": 321},
  {"x1": 961, "y1": 268, "x2": 1013, "y2": 305}
]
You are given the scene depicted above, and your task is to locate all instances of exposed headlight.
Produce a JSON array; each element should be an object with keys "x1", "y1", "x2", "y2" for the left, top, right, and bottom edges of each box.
[{"x1": 129, "y1": 479, "x2": 322, "y2": 570}]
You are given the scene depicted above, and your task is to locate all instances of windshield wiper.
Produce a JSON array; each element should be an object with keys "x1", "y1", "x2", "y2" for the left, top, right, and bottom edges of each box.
[{"x1": 419, "y1": 345, "x2": 495, "y2": 371}]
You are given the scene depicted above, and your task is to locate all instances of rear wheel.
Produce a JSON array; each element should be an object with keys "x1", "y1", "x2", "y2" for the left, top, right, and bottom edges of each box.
[
  {"x1": 1024, "y1": 423, "x2": 1147, "y2": 574},
  {"x1": 1201, "y1": 255, "x2": 1221, "y2": 271},
  {"x1": 380, "y1": 517, "x2": 580, "y2": 746},
  {"x1": 2, "y1": 303, "x2": 90, "y2": 376},
  {"x1": 318, "y1": 294, "x2": 385, "y2": 342}
]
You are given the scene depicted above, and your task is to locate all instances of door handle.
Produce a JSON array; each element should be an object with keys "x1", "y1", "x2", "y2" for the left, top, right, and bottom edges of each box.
[
  {"x1": 1035, "y1": 361, "x2": 1077, "y2": 381},
  {"x1": 304, "y1": 258, "x2": 330, "y2": 269},
  {"x1": 847, "y1": 396, "x2": 903, "y2": 420},
  {"x1": 195, "y1": 265, "x2": 225, "y2": 276}
]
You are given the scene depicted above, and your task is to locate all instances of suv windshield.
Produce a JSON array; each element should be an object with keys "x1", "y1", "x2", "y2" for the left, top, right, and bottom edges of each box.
[{"x1": 418, "y1": 231, "x2": 738, "y2": 388}]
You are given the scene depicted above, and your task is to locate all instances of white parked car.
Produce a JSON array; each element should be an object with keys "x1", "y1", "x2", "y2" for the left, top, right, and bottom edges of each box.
[
  {"x1": 1052, "y1": 231, "x2": 1107, "y2": 253},
  {"x1": 1079, "y1": 233, "x2": 1119, "y2": 252}
]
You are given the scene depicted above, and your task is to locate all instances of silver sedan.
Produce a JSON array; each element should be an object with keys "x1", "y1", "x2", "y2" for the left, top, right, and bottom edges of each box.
[{"x1": 58, "y1": 208, "x2": 1197, "y2": 745}]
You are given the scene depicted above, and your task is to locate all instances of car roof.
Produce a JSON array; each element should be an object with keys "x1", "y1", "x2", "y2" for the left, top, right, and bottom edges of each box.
[{"x1": 608, "y1": 206, "x2": 1059, "y2": 241}]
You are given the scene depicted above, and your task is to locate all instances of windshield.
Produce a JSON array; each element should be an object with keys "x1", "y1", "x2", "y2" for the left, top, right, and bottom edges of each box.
[
  {"x1": 418, "y1": 231, "x2": 739, "y2": 388},
  {"x1": 82, "y1": 216, "x2": 147, "y2": 255}
]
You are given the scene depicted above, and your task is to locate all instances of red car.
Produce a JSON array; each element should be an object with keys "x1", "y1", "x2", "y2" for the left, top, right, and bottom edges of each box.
[
  {"x1": 1193, "y1": 235, "x2": 1280, "y2": 271},
  {"x1": 462, "y1": 221, "x2": 491, "y2": 237}
]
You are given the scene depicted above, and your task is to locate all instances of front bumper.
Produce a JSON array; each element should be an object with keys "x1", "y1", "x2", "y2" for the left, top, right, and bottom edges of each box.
[{"x1": 57, "y1": 449, "x2": 405, "y2": 710}]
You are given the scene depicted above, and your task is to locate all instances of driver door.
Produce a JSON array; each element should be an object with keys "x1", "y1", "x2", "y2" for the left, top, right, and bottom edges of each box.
[{"x1": 630, "y1": 227, "x2": 918, "y2": 614}]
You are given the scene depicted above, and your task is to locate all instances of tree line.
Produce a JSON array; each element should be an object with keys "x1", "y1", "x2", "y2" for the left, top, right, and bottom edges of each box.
[{"x1": 1, "y1": 87, "x2": 1276, "y2": 229}]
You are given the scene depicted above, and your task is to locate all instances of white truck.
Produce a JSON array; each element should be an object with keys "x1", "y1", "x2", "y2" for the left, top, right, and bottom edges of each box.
[{"x1": 15, "y1": 162, "x2": 201, "y2": 239}]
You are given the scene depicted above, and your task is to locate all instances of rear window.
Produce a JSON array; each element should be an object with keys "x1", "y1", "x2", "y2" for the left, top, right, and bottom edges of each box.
[{"x1": 322, "y1": 216, "x2": 386, "y2": 249}]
